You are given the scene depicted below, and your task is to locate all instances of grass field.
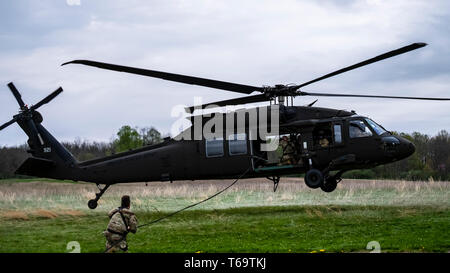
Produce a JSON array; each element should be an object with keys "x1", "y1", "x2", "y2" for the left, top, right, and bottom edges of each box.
[{"x1": 0, "y1": 178, "x2": 449, "y2": 253}]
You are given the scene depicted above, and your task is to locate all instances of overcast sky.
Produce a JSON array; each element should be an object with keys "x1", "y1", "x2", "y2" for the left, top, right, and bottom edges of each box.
[{"x1": 0, "y1": 0, "x2": 449, "y2": 146}]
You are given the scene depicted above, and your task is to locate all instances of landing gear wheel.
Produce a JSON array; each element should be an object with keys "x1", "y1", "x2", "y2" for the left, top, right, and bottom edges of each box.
[
  {"x1": 321, "y1": 177, "x2": 337, "y2": 193},
  {"x1": 304, "y1": 169, "x2": 324, "y2": 189},
  {"x1": 88, "y1": 199, "x2": 98, "y2": 210}
]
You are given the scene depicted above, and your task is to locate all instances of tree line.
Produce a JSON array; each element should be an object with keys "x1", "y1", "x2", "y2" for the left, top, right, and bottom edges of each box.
[{"x1": 0, "y1": 127, "x2": 448, "y2": 180}]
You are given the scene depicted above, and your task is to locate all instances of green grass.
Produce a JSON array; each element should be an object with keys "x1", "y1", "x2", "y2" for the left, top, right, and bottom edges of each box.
[
  {"x1": 0, "y1": 179, "x2": 448, "y2": 252},
  {"x1": 0, "y1": 205, "x2": 448, "y2": 253}
]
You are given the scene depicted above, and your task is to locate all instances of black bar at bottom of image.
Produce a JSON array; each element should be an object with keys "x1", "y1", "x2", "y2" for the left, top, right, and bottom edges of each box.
[{"x1": 1, "y1": 253, "x2": 447, "y2": 272}]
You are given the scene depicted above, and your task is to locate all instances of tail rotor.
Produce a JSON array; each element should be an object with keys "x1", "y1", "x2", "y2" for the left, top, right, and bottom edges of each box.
[
  {"x1": 2, "y1": 82, "x2": 78, "y2": 178},
  {"x1": 0, "y1": 82, "x2": 63, "y2": 133}
]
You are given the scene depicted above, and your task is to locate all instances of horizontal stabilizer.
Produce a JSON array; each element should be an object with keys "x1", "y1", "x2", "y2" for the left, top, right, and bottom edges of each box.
[{"x1": 15, "y1": 157, "x2": 55, "y2": 177}]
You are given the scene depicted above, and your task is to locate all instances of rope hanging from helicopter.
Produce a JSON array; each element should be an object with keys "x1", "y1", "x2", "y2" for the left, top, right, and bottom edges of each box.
[{"x1": 104, "y1": 166, "x2": 252, "y2": 253}]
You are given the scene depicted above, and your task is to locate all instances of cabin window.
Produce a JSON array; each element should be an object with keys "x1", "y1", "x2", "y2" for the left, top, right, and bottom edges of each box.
[
  {"x1": 228, "y1": 133, "x2": 247, "y2": 155},
  {"x1": 205, "y1": 137, "x2": 224, "y2": 157},
  {"x1": 349, "y1": 120, "x2": 373, "y2": 138},
  {"x1": 333, "y1": 124, "x2": 342, "y2": 144}
]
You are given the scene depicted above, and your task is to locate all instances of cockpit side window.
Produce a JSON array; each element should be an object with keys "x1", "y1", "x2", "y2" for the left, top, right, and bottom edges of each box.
[{"x1": 349, "y1": 120, "x2": 373, "y2": 138}]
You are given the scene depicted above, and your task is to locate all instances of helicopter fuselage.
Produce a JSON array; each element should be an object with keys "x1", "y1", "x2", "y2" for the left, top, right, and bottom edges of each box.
[{"x1": 30, "y1": 105, "x2": 414, "y2": 184}]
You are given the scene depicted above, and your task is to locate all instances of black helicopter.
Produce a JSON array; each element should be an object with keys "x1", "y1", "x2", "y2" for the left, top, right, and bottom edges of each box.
[{"x1": 1, "y1": 42, "x2": 449, "y2": 209}]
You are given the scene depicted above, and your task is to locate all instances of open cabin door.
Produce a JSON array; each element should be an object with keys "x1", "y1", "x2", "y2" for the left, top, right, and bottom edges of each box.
[{"x1": 251, "y1": 133, "x2": 304, "y2": 173}]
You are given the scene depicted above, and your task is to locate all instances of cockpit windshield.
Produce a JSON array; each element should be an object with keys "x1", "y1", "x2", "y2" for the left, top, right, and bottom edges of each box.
[{"x1": 365, "y1": 118, "x2": 388, "y2": 135}]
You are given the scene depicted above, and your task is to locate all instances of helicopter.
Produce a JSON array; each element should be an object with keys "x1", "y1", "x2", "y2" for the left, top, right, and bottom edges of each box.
[{"x1": 1, "y1": 42, "x2": 449, "y2": 209}]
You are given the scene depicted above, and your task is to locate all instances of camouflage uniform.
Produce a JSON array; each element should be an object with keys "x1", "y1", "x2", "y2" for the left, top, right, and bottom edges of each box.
[
  {"x1": 279, "y1": 137, "x2": 296, "y2": 165},
  {"x1": 104, "y1": 207, "x2": 138, "y2": 253}
]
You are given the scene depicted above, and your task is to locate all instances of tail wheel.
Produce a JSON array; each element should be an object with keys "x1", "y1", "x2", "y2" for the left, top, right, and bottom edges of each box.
[
  {"x1": 320, "y1": 176, "x2": 338, "y2": 192},
  {"x1": 87, "y1": 184, "x2": 111, "y2": 209},
  {"x1": 304, "y1": 168, "x2": 324, "y2": 189}
]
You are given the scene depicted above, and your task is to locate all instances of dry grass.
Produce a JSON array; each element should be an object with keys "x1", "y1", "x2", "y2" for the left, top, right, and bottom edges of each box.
[
  {"x1": 1, "y1": 210, "x2": 29, "y2": 220},
  {"x1": 0, "y1": 209, "x2": 85, "y2": 220},
  {"x1": 0, "y1": 178, "x2": 448, "y2": 215},
  {"x1": 34, "y1": 209, "x2": 58, "y2": 219},
  {"x1": 57, "y1": 210, "x2": 85, "y2": 217}
]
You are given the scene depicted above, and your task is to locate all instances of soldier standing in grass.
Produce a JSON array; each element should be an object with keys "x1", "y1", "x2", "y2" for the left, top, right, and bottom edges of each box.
[{"x1": 104, "y1": 195, "x2": 138, "y2": 253}]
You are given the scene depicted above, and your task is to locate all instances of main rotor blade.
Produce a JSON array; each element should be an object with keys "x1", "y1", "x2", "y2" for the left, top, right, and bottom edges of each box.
[
  {"x1": 185, "y1": 94, "x2": 269, "y2": 113},
  {"x1": 299, "y1": 91, "x2": 450, "y2": 101},
  {"x1": 30, "y1": 87, "x2": 63, "y2": 111},
  {"x1": 7, "y1": 82, "x2": 26, "y2": 109},
  {"x1": 0, "y1": 118, "x2": 16, "y2": 131},
  {"x1": 296, "y1": 43, "x2": 427, "y2": 88},
  {"x1": 62, "y1": 60, "x2": 263, "y2": 95}
]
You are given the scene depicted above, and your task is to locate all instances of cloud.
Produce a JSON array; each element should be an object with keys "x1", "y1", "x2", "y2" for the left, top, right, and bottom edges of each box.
[{"x1": 0, "y1": 0, "x2": 449, "y2": 146}]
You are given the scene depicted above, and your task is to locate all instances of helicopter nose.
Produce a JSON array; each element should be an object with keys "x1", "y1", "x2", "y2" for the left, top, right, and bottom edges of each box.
[{"x1": 397, "y1": 136, "x2": 415, "y2": 159}]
